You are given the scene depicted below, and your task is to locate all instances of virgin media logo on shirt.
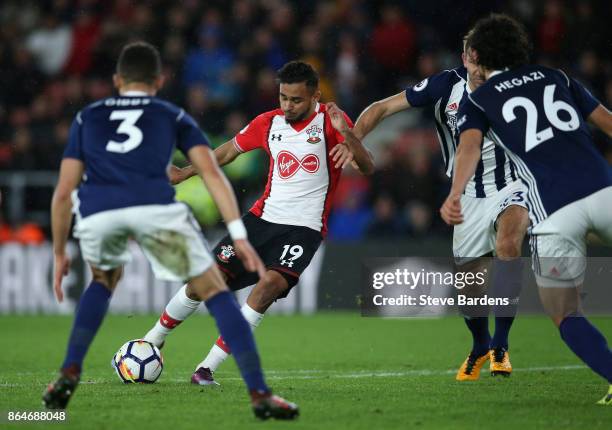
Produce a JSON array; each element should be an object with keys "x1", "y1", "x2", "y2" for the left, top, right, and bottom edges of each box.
[{"x1": 277, "y1": 150, "x2": 320, "y2": 179}]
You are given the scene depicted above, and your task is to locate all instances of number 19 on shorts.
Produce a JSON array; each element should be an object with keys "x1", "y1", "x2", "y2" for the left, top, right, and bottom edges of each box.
[{"x1": 279, "y1": 245, "x2": 303, "y2": 268}]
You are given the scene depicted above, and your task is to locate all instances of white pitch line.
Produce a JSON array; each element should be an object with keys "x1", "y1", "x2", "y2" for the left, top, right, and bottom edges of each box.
[
  {"x1": 0, "y1": 365, "x2": 587, "y2": 387},
  {"x1": 222, "y1": 364, "x2": 587, "y2": 381}
]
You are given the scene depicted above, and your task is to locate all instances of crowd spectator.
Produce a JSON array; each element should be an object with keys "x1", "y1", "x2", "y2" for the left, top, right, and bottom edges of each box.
[{"x1": 0, "y1": 0, "x2": 610, "y2": 241}]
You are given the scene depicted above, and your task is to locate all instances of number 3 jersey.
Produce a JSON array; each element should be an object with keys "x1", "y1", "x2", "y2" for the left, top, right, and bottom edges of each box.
[
  {"x1": 233, "y1": 103, "x2": 351, "y2": 236},
  {"x1": 63, "y1": 92, "x2": 209, "y2": 218},
  {"x1": 458, "y1": 65, "x2": 612, "y2": 225}
]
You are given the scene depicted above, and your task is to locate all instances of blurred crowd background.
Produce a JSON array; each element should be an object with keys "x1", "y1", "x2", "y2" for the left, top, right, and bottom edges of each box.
[{"x1": 0, "y1": 0, "x2": 611, "y2": 244}]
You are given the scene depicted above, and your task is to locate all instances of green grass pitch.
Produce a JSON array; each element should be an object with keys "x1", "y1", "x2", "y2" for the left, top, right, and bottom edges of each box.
[{"x1": 1, "y1": 313, "x2": 611, "y2": 429}]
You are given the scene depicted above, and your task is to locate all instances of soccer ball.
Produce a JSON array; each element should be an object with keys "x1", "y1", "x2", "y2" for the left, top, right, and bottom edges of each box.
[{"x1": 112, "y1": 339, "x2": 163, "y2": 383}]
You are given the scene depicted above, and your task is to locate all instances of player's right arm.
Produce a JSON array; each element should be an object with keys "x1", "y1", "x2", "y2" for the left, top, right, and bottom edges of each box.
[
  {"x1": 353, "y1": 92, "x2": 411, "y2": 140},
  {"x1": 52, "y1": 116, "x2": 86, "y2": 302},
  {"x1": 51, "y1": 159, "x2": 84, "y2": 302}
]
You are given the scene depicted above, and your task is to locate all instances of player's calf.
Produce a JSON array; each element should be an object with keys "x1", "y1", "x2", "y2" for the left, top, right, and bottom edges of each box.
[
  {"x1": 538, "y1": 286, "x2": 581, "y2": 327},
  {"x1": 45, "y1": 268, "x2": 117, "y2": 409},
  {"x1": 491, "y1": 205, "x2": 528, "y2": 356},
  {"x1": 246, "y1": 270, "x2": 291, "y2": 313},
  {"x1": 90, "y1": 266, "x2": 124, "y2": 291}
]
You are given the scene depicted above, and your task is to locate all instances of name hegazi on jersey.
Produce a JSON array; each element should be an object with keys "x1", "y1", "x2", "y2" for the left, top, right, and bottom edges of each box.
[{"x1": 494, "y1": 71, "x2": 546, "y2": 93}]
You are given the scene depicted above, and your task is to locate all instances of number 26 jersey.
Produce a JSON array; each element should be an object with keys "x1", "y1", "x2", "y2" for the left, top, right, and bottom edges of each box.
[{"x1": 458, "y1": 65, "x2": 612, "y2": 225}]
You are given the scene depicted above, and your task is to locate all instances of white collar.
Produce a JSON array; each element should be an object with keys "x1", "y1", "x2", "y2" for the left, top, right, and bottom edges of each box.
[
  {"x1": 488, "y1": 69, "x2": 508, "y2": 79},
  {"x1": 120, "y1": 90, "x2": 149, "y2": 96},
  {"x1": 465, "y1": 76, "x2": 474, "y2": 94}
]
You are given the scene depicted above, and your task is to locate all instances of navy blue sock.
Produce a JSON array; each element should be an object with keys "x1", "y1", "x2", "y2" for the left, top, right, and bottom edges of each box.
[
  {"x1": 559, "y1": 316, "x2": 612, "y2": 383},
  {"x1": 491, "y1": 258, "x2": 523, "y2": 349},
  {"x1": 492, "y1": 318, "x2": 514, "y2": 350},
  {"x1": 464, "y1": 317, "x2": 490, "y2": 356},
  {"x1": 205, "y1": 291, "x2": 269, "y2": 393},
  {"x1": 62, "y1": 282, "x2": 112, "y2": 371}
]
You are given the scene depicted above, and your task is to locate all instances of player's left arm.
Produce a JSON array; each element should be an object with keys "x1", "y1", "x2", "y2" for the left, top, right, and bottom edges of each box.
[
  {"x1": 168, "y1": 138, "x2": 241, "y2": 185},
  {"x1": 187, "y1": 145, "x2": 265, "y2": 277},
  {"x1": 588, "y1": 105, "x2": 612, "y2": 138},
  {"x1": 51, "y1": 158, "x2": 84, "y2": 302},
  {"x1": 327, "y1": 102, "x2": 375, "y2": 175},
  {"x1": 168, "y1": 164, "x2": 195, "y2": 185}
]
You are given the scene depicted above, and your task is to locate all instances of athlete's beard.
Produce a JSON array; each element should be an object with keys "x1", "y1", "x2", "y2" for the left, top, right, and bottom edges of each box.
[{"x1": 285, "y1": 103, "x2": 314, "y2": 124}]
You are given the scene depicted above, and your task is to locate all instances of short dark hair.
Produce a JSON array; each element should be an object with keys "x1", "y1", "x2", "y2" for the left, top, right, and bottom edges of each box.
[
  {"x1": 116, "y1": 41, "x2": 162, "y2": 84},
  {"x1": 277, "y1": 61, "x2": 319, "y2": 90},
  {"x1": 465, "y1": 14, "x2": 531, "y2": 70}
]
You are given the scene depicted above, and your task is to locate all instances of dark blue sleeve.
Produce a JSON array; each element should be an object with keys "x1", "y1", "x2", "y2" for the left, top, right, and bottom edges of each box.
[
  {"x1": 405, "y1": 70, "x2": 453, "y2": 107},
  {"x1": 568, "y1": 76, "x2": 600, "y2": 118},
  {"x1": 457, "y1": 96, "x2": 490, "y2": 135},
  {"x1": 63, "y1": 115, "x2": 84, "y2": 160},
  {"x1": 176, "y1": 110, "x2": 210, "y2": 156}
]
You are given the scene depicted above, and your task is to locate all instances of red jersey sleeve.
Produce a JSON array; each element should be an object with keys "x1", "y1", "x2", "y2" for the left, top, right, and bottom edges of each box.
[{"x1": 233, "y1": 113, "x2": 271, "y2": 152}]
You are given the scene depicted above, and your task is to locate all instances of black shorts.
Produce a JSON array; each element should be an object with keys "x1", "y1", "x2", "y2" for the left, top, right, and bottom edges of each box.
[{"x1": 213, "y1": 212, "x2": 323, "y2": 293}]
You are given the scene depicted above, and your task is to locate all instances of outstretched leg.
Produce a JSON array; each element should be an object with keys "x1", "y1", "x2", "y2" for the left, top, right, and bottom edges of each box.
[
  {"x1": 194, "y1": 270, "x2": 289, "y2": 383},
  {"x1": 189, "y1": 265, "x2": 297, "y2": 419},
  {"x1": 539, "y1": 286, "x2": 612, "y2": 385}
]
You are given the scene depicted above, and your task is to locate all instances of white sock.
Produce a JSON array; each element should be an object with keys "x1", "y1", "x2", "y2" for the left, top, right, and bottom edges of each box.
[
  {"x1": 197, "y1": 303, "x2": 264, "y2": 372},
  {"x1": 241, "y1": 303, "x2": 265, "y2": 330},
  {"x1": 144, "y1": 284, "x2": 201, "y2": 347}
]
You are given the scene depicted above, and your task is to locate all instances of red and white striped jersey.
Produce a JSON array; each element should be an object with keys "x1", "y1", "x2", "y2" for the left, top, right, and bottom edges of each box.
[{"x1": 233, "y1": 103, "x2": 351, "y2": 235}]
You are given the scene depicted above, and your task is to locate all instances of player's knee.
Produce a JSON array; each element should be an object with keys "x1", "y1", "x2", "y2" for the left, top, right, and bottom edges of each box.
[
  {"x1": 550, "y1": 309, "x2": 580, "y2": 328},
  {"x1": 261, "y1": 271, "x2": 290, "y2": 294},
  {"x1": 550, "y1": 315, "x2": 564, "y2": 328},
  {"x1": 188, "y1": 265, "x2": 229, "y2": 301},
  {"x1": 91, "y1": 266, "x2": 122, "y2": 292},
  {"x1": 539, "y1": 289, "x2": 580, "y2": 327},
  {"x1": 184, "y1": 283, "x2": 200, "y2": 301},
  {"x1": 495, "y1": 235, "x2": 522, "y2": 259}
]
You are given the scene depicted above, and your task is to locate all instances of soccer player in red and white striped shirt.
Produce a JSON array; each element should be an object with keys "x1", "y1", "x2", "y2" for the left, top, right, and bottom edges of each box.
[{"x1": 143, "y1": 61, "x2": 373, "y2": 385}]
